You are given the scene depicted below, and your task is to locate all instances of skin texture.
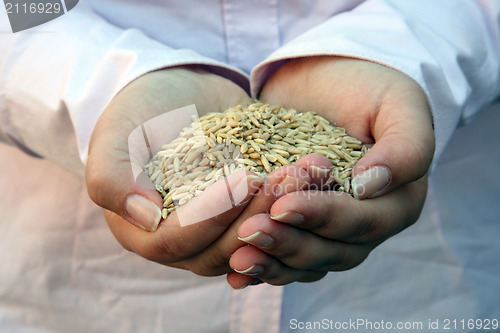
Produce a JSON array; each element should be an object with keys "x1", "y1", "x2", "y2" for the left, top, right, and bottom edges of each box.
[
  {"x1": 86, "y1": 66, "x2": 258, "y2": 275},
  {"x1": 86, "y1": 57, "x2": 435, "y2": 289},
  {"x1": 227, "y1": 56, "x2": 435, "y2": 288},
  {"x1": 86, "y1": 66, "x2": 322, "y2": 277}
]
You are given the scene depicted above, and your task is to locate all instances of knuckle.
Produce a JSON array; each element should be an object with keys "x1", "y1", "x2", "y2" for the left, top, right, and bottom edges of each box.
[
  {"x1": 260, "y1": 271, "x2": 292, "y2": 286},
  {"x1": 269, "y1": 238, "x2": 301, "y2": 263},
  {"x1": 297, "y1": 271, "x2": 328, "y2": 283},
  {"x1": 202, "y1": 249, "x2": 230, "y2": 273},
  {"x1": 85, "y1": 161, "x2": 105, "y2": 206},
  {"x1": 264, "y1": 279, "x2": 292, "y2": 286},
  {"x1": 143, "y1": 229, "x2": 191, "y2": 263},
  {"x1": 400, "y1": 136, "x2": 434, "y2": 181},
  {"x1": 329, "y1": 246, "x2": 365, "y2": 271},
  {"x1": 187, "y1": 264, "x2": 213, "y2": 277},
  {"x1": 350, "y1": 212, "x2": 379, "y2": 242},
  {"x1": 207, "y1": 213, "x2": 234, "y2": 229},
  {"x1": 262, "y1": 266, "x2": 322, "y2": 286},
  {"x1": 350, "y1": 202, "x2": 394, "y2": 244},
  {"x1": 189, "y1": 250, "x2": 230, "y2": 277}
]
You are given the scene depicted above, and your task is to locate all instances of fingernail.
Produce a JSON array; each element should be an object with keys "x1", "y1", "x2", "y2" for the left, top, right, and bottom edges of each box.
[
  {"x1": 308, "y1": 166, "x2": 331, "y2": 178},
  {"x1": 234, "y1": 264, "x2": 264, "y2": 276},
  {"x1": 238, "y1": 231, "x2": 274, "y2": 248},
  {"x1": 352, "y1": 166, "x2": 391, "y2": 200},
  {"x1": 271, "y1": 211, "x2": 304, "y2": 224},
  {"x1": 231, "y1": 175, "x2": 264, "y2": 206},
  {"x1": 125, "y1": 194, "x2": 162, "y2": 231}
]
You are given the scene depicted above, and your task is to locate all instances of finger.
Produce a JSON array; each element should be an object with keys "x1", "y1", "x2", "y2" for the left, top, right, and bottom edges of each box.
[
  {"x1": 106, "y1": 171, "x2": 264, "y2": 265},
  {"x1": 237, "y1": 214, "x2": 370, "y2": 271},
  {"x1": 214, "y1": 164, "x2": 311, "y2": 231},
  {"x1": 293, "y1": 153, "x2": 334, "y2": 189},
  {"x1": 226, "y1": 272, "x2": 255, "y2": 289},
  {"x1": 229, "y1": 245, "x2": 327, "y2": 286},
  {"x1": 270, "y1": 165, "x2": 312, "y2": 200},
  {"x1": 226, "y1": 273, "x2": 263, "y2": 290},
  {"x1": 270, "y1": 176, "x2": 428, "y2": 244},
  {"x1": 352, "y1": 82, "x2": 435, "y2": 199},
  {"x1": 183, "y1": 165, "x2": 311, "y2": 274}
]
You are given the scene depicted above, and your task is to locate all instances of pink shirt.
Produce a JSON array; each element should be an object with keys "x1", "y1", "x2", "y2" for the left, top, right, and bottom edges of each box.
[{"x1": 1, "y1": 1, "x2": 499, "y2": 332}]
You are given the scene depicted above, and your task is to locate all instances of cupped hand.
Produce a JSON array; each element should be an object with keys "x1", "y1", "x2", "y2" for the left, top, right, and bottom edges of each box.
[
  {"x1": 260, "y1": 56, "x2": 435, "y2": 197},
  {"x1": 227, "y1": 57, "x2": 434, "y2": 286},
  {"x1": 85, "y1": 66, "x2": 263, "y2": 274},
  {"x1": 101, "y1": 163, "x2": 313, "y2": 277}
]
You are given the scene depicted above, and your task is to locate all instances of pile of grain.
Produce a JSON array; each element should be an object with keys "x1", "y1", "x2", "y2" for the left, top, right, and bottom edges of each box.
[{"x1": 144, "y1": 102, "x2": 368, "y2": 219}]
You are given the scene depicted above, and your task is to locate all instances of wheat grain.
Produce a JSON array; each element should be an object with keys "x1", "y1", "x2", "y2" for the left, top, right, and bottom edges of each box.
[{"x1": 144, "y1": 102, "x2": 369, "y2": 220}]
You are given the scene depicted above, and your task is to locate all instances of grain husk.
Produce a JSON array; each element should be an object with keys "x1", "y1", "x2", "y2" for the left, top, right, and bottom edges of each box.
[{"x1": 144, "y1": 102, "x2": 369, "y2": 219}]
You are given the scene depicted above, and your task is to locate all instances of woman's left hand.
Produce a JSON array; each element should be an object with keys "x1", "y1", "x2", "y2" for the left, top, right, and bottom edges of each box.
[{"x1": 226, "y1": 56, "x2": 434, "y2": 287}]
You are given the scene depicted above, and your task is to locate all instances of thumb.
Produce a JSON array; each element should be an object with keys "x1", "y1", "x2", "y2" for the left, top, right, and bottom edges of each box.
[
  {"x1": 351, "y1": 89, "x2": 435, "y2": 199},
  {"x1": 85, "y1": 108, "x2": 164, "y2": 231}
]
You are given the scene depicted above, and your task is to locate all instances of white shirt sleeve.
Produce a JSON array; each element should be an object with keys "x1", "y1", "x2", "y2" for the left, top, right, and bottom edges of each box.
[
  {"x1": 251, "y1": 0, "x2": 500, "y2": 165},
  {"x1": 0, "y1": 2, "x2": 248, "y2": 175}
]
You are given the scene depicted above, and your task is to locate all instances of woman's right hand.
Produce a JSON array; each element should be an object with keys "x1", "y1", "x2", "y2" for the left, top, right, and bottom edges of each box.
[{"x1": 86, "y1": 67, "x2": 264, "y2": 275}]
